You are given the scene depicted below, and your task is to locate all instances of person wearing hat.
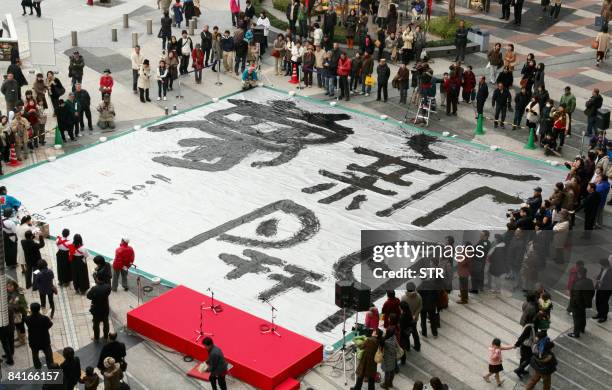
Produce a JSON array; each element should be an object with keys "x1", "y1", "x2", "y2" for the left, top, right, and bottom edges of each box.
[
  {"x1": 96, "y1": 94, "x2": 115, "y2": 130},
  {"x1": 24, "y1": 302, "x2": 54, "y2": 369},
  {"x1": 68, "y1": 51, "x2": 85, "y2": 91},
  {"x1": 102, "y1": 357, "x2": 123, "y2": 389},
  {"x1": 241, "y1": 65, "x2": 258, "y2": 90},
  {"x1": 112, "y1": 238, "x2": 134, "y2": 292},
  {"x1": 137, "y1": 59, "x2": 152, "y2": 103},
  {"x1": 99, "y1": 69, "x2": 114, "y2": 100}
]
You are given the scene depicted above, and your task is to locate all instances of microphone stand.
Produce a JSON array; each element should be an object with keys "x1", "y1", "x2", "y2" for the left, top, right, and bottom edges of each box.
[
  {"x1": 261, "y1": 300, "x2": 281, "y2": 337},
  {"x1": 194, "y1": 302, "x2": 213, "y2": 341},
  {"x1": 202, "y1": 288, "x2": 222, "y2": 314}
]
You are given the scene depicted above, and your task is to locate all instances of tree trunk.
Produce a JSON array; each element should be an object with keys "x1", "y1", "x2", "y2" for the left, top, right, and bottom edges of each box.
[{"x1": 448, "y1": 0, "x2": 457, "y2": 21}]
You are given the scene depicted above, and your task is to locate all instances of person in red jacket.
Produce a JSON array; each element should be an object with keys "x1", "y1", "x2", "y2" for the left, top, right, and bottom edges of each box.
[
  {"x1": 381, "y1": 290, "x2": 401, "y2": 328},
  {"x1": 462, "y1": 65, "x2": 476, "y2": 103},
  {"x1": 99, "y1": 69, "x2": 114, "y2": 100},
  {"x1": 112, "y1": 238, "x2": 134, "y2": 292},
  {"x1": 337, "y1": 52, "x2": 352, "y2": 101},
  {"x1": 566, "y1": 260, "x2": 584, "y2": 313},
  {"x1": 192, "y1": 44, "x2": 205, "y2": 84}
]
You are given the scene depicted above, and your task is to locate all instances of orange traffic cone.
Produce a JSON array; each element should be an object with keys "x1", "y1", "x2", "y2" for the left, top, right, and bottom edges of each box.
[
  {"x1": 8, "y1": 144, "x2": 20, "y2": 167},
  {"x1": 288, "y1": 63, "x2": 299, "y2": 84}
]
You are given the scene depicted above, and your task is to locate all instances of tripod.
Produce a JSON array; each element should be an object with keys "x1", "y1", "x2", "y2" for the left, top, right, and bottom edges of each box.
[
  {"x1": 340, "y1": 307, "x2": 348, "y2": 387},
  {"x1": 202, "y1": 288, "x2": 222, "y2": 314},
  {"x1": 194, "y1": 302, "x2": 213, "y2": 341},
  {"x1": 261, "y1": 300, "x2": 281, "y2": 337}
]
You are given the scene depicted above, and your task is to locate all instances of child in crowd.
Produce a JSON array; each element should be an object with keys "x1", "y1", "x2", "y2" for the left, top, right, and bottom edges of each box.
[
  {"x1": 483, "y1": 338, "x2": 515, "y2": 386},
  {"x1": 364, "y1": 306, "x2": 379, "y2": 330},
  {"x1": 80, "y1": 366, "x2": 100, "y2": 390}
]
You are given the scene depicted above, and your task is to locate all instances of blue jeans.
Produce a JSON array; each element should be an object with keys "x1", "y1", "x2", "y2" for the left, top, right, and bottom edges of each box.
[
  {"x1": 361, "y1": 74, "x2": 371, "y2": 94},
  {"x1": 327, "y1": 76, "x2": 336, "y2": 96},
  {"x1": 587, "y1": 115, "x2": 598, "y2": 136}
]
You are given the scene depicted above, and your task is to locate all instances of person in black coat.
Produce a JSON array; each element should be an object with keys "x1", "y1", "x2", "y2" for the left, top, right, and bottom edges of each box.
[
  {"x1": 97, "y1": 332, "x2": 127, "y2": 371},
  {"x1": 492, "y1": 82, "x2": 511, "y2": 128},
  {"x1": 593, "y1": 257, "x2": 612, "y2": 322},
  {"x1": 323, "y1": 6, "x2": 337, "y2": 41},
  {"x1": 454, "y1": 20, "x2": 468, "y2": 61},
  {"x1": 581, "y1": 183, "x2": 601, "y2": 235},
  {"x1": 398, "y1": 300, "x2": 419, "y2": 362},
  {"x1": 87, "y1": 277, "x2": 112, "y2": 342},
  {"x1": 160, "y1": 12, "x2": 173, "y2": 50},
  {"x1": 568, "y1": 267, "x2": 594, "y2": 337},
  {"x1": 200, "y1": 25, "x2": 213, "y2": 67},
  {"x1": 33, "y1": 259, "x2": 56, "y2": 319},
  {"x1": 376, "y1": 59, "x2": 391, "y2": 102},
  {"x1": 24, "y1": 302, "x2": 54, "y2": 369},
  {"x1": 470, "y1": 230, "x2": 491, "y2": 293},
  {"x1": 476, "y1": 76, "x2": 489, "y2": 118},
  {"x1": 487, "y1": 234, "x2": 507, "y2": 292},
  {"x1": 418, "y1": 279, "x2": 439, "y2": 337},
  {"x1": 513, "y1": 322, "x2": 536, "y2": 378},
  {"x1": 286, "y1": 0, "x2": 299, "y2": 35},
  {"x1": 74, "y1": 83, "x2": 92, "y2": 132},
  {"x1": 57, "y1": 99, "x2": 75, "y2": 142},
  {"x1": 93, "y1": 255, "x2": 112, "y2": 285},
  {"x1": 60, "y1": 347, "x2": 81, "y2": 390},
  {"x1": 7, "y1": 60, "x2": 28, "y2": 101},
  {"x1": 513, "y1": 87, "x2": 531, "y2": 130},
  {"x1": 21, "y1": 230, "x2": 45, "y2": 290},
  {"x1": 514, "y1": 0, "x2": 525, "y2": 25}
]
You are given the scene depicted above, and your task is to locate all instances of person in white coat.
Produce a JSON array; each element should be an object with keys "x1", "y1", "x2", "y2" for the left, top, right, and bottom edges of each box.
[
  {"x1": 137, "y1": 59, "x2": 152, "y2": 103},
  {"x1": 16, "y1": 215, "x2": 33, "y2": 275}
]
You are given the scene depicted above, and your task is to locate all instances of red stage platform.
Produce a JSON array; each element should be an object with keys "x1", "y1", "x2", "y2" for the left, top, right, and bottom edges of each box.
[{"x1": 127, "y1": 286, "x2": 322, "y2": 390}]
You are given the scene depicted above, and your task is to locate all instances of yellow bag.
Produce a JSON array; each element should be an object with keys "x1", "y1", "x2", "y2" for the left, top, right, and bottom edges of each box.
[
  {"x1": 365, "y1": 75, "x2": 375, "y2": 86},
  {"x1": 374, "y1": 347, "x2": 383, "y2": 364}
]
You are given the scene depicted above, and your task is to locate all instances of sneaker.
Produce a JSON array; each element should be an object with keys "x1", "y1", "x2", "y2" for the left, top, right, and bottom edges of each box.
[
  {"x1": 567, "y1": 332, "x2": 579, "y2": 338},
  {"x1": 365, "y1": 93, "x2": 370, "y2": 97},
  {"x1": 157, "y1": 97, "x2": 161, "y2": 101},
  {"x1": 163, "y1": 96, "x2": 167, "y2": 101}
]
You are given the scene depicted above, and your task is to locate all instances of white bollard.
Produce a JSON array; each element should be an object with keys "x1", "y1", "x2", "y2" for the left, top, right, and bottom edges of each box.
[
  {"x1": 99, "y1": 137, "x2": 108, "y2": 142},
  {"x1": 329, "y1": 101, "x2": 337, "y2": 107},
  {"x1": 212, "y1": 97, "x2": 219, "y2": 103}
]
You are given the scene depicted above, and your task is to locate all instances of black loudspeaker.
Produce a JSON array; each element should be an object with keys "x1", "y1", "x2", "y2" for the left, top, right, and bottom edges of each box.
[
  {"x1": 596, "y1": 108, "x2": 610, "y2": 130},
  {"x1": 252, "y1": 27, "x2": 265, "y2": 45},
  {"x1": 335, "y1": 281, "x2": 353, "y2": 309},
  {"x1": 351, "y1": 282, "x2": 372, "y2": 312}
]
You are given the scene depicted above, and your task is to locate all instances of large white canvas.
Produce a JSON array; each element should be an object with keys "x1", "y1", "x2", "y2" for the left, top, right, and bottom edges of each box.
[{"x1": 2, "y1": 88, "x2": 561, "y2": 345}]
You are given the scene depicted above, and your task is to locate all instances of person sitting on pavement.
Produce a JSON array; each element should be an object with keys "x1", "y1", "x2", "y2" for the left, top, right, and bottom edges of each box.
[
  {"x1": 241, "y1": 65, "x2": 258, "y2": 90},
  {"x1": 96, "y1": 94, "x2": 115, "y2": 130}
]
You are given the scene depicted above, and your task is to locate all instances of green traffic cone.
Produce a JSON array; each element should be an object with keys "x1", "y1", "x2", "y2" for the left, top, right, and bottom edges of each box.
[
  {"x1": 474, "y1": 114, "x2": 485, "y2": 135},
  {"x1": 524, "y1": 128, "x2": 537, "y2": 150},
  {"x1": 54, "y1": 126, "x2": 63, "y2": 147}
]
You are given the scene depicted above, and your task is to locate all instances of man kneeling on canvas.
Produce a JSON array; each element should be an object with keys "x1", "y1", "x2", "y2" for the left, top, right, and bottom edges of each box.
[
  {"x1": 241, "y1": 65, "x2": 258, "y2": 91},
  {"x1": 97, "y1": 94, "x2": 116, "y2": 130}
]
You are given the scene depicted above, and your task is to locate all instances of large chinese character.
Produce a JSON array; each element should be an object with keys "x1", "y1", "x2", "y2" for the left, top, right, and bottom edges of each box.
[
  {"x1": 147, "y1": 99, "x2": 353, "y2": 171},
  {"x1": 377, "y1": 168, "x2": 541, "y2": 218},
  {"x1": 303, "y1": 147, "x2": 443, "y2": 210},
  {"x1": 168, "y1": 199, "x2": 320, "y2": 254}
]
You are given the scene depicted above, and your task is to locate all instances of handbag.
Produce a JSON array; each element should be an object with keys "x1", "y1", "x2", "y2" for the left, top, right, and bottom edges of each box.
[
  {"x1": 437, "y1": 290, "x2": 449, "y2": 309},
  {"x1": 157, "y1": 28, "x2": 164, "y2": 39},
  {"x1": 271, "y1": 49, "x2": 280, "y2": 58},
  {"x1": 365, "y1": 75, "x2": 375, "y2": 86},
  {"x1": 591, "y1": 40, "x2": 599, "y2": 50},
  {"x1": 52, "y1": 285, "x2": 58, "y2": 295},
  {"x1": 395, "y1": 338, "x2": 404, "y2": 359},
  {"x1": 374, "y1": 347, "x2": 383, "y2": 364}
]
